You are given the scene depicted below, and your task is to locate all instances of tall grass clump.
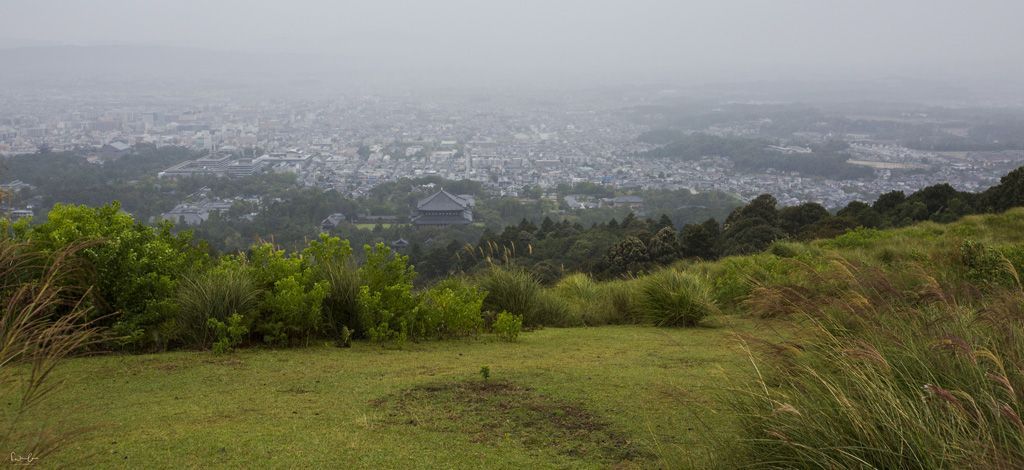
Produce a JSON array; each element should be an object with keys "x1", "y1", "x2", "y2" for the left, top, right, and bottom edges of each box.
[
  {"x1": 1, "y1": 239, "x2": 100, "y2": 459},
  {"x1": 551, "y1": 274, "x2": 639, "y2": 325},
  {"x1": 479, "y1": 266, "x2": 541, "y2": 324},
  {"x1": 696, "y1": 254, "x2": 792, "y2": 312},
  {"x1": 303, "y1": 233, "x2": 361, "y2": 339},
  {"x1": 600, "y1": 279, "x2": 641, "y2": 324},
  {"x1": 477, "y1": 266, "x2": 575, "y2": 327},
  {"x1": 174, "y1": 264, "x2": 260, "y2": 349},
  {"x1": 316, "y1": 259, "x2": 361, "y2": 338},
  {"x1": 721, "y1": 257, "x2": 1024, "y2": 469},
  {"x1": 533, "y1": 289, "x2": 571, "y2": 326},
  {"x1": 638, "y1": 269, "x2": 717, "y2": 327},
  {"x1": 553, "y1": 273, "x2": 603, "y2": 326}
]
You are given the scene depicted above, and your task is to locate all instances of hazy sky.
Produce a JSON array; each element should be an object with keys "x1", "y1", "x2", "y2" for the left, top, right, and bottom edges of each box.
[{"x1": 2, "y1": 0, "x2": 1022, "y2": 88}]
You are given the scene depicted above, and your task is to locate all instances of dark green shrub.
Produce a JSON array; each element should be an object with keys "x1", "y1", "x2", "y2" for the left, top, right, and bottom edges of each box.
[
  {"x1": 22, "y1": 203, "x2": 207, "y2": 350},
  {"x1": 639, "y1": 269, "x2": 717, "y2": 327},
  {"x1": 303, "y1": 234, "x2": 361, "y2": 338},
  {"x1": 207, "y1": 313, "x2": 248, "y2": 354},
  {"x1": 356, "y1": 243, "x2": 417, "y2": 342},
  {"x1": 960, "y1": 239, "x2": 1018, "y2": 288},
  {"x1": 248, "y1": 243, "x2": 328, "y2": 346}
]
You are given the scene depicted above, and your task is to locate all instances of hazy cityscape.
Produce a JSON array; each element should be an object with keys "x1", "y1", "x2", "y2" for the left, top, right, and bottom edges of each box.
[
  {"x1": 4, "y1": 1, "x2": 1024, "y2": 468},
  {"x1": 4, "y1": 87, "x2": 1023, "y2": 224}
]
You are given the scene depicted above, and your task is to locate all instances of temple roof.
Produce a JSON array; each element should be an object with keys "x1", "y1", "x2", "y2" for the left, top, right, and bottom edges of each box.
[{"x1": 417, "y1": 189, "x2": 470, "y2": 211}]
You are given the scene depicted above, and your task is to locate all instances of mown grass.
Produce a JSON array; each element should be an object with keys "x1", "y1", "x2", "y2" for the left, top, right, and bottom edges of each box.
[{"x1": 13, "y1": 321, "x2": 777, "y2": 468}]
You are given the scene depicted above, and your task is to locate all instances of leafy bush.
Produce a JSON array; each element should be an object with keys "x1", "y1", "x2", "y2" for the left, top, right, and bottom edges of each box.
[
  {"x1": 248, "y1": 243, "x2": 328, "y2": 346},
  {"x1": 174, "y1": 262, "x2": 260, "y2": 349},
  {"x1": 493, "y1": 311, "x2": 523, "y2": 342},
  {"x1": 820, "y1": 226, "x2": 890, "y2": 249},
  {"x1": 959, "y1": 239, "x2": 1019, "y2": 288},
  {"x1": 356, "y1": 243, "x2": 418, "y2": 342},
  {"x1": 303, "y1": 234, "x2": 360, "y2": 339},
  {"x1": 638, "y1": 269, "x2": 716, "y2": 327},
  {"x1": 207, "y1": 313, "x2": 248, "y2": 354},
  {"x1": 22, "y1": 203, "x2": 206, "y2": 350},
  {"x1": 417, "y1": 279, "x2": 485, "y2": 339}
]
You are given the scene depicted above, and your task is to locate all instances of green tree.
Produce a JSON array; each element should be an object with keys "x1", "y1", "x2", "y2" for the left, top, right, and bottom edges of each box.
[{"x1": 23, "y1": 202, "x2": 206, "y2": 350}]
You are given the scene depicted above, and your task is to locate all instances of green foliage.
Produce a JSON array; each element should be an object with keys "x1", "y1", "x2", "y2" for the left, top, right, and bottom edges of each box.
[
  {"x1": 417, "y1": 280, "x2": 486, "y2": 339},
  {"x1": 603, "y1": 236, "x2": 649, "y2": 276},
  {"x1": 175, "y1": 262, "x2": 260, "y2": 349},
  {"x1": 982, "y1": 166, "x2": 1024, "y2": 213},
  {"x1": 248, "y1": 243, "x2": 328, "y2": 346},
  {"x1": 638, "y1": 269, "x2": 717, "y2": 327},
  {"x1": 207, "y1": 313, "x2": 248, "y2": 354},
  {"x1": 959, "y1": 239, "x2": 1020, "y2": 288},
  {"x1": 479, "y1": 365, "x2": 491, "y2": 381},
  {"x1": 303, "y1": 234, "x2": 360, "y2": 337},
  {"x1": 480, "y1": 266, "x2": 541, "y2": 324},
  {"x1": 261, "y1": 276, "x2": 328, "y2": 346},
  {"x1": 493, "y1": 311, "x2": 522, "y2": 342},
  {"x1": 551, "y1": 273, "x2": 636, "y2": 326},
  {"x1": 356, "y1": 243, "x2": 418, "y2": 342},
  {"x1": 23, "y1": 202, "x2": 206, "y2": 350},
  {"x1": 821, "y1": 226, "x2": 890, "y2": 249},
  {"x1": 533, "y1": 289, "x2": 571, "y2": 326}
]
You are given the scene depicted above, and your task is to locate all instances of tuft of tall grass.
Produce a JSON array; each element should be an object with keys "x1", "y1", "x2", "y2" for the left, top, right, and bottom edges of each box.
[
  {"x1": 551, "y1": 274, "x2": 639, "y2": 325},
  {"x1": 721, "y1": 257, "x2": 1024, "y2": 469},
  {"x1": 479, "y1": 266, "x2": 541, "y2": 325},
  {"x1": 533, "y1": 289, "x2": 571, "y2": 326},
  {"x1": 317, "y1": 260, "x2": 362, "y2": 337},
  {"x1": 638, "y1": 269, "x2": 717, "y2": 327},
  {"x1": 1, "y1": 239, "x2": 100, "y2": 459},
  {"x1": 478, "y1": 266, "x2": 572, "y2": 327},
  {"x1": 175, "y1": 264, "x2": 261, "y2": 349}
]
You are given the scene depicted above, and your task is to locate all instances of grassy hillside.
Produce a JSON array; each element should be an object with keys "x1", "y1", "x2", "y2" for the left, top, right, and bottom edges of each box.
[
  {"x1": 8, "y1": 209, "x2": 1024, "y2": 468},
  {"x1": 18, "y1": 322, "x2": 775, "y2": 469}
]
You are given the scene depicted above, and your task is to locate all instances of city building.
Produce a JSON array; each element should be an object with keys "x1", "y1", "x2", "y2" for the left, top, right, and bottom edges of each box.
[{"x1": 412, "y1": 189, "x2": 474, "y2": 226}]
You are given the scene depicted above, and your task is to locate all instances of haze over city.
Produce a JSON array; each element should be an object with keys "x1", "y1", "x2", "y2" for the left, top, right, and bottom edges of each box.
[
  {"x1": 2, "y1": 0, "x2": 1023, "y2": 93},
  {"x1": 7, "y1": 2, "x2": 1024, "y2": 469}
]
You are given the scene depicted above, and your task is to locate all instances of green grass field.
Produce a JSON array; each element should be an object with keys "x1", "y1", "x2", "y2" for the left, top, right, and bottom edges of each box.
[
  {"x1": 16, "y1": 210, "x2": 1024, "y2": 468},
  {"x1": 27, "y1": 319, "x2": 781, "y2": 469}
]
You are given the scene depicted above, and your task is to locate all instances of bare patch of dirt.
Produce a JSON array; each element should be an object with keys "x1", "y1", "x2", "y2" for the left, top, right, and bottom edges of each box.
[
  {"x1": 371, "y1": 380, "x2": 645, "y2": 463},
  {"x1": 201, "y1": 357, "x2": 246, "y2": 368}
]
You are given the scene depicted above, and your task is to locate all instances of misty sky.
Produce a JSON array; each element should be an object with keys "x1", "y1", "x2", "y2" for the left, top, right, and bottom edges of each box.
[{"x1": 2, "y1": 0, "x2": 1022, "y2": 87}]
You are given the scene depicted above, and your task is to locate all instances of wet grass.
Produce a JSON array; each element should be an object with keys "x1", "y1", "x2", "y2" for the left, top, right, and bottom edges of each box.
[{"x1": 17, "y1": 319, "x2": 776, "y2": 468}]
